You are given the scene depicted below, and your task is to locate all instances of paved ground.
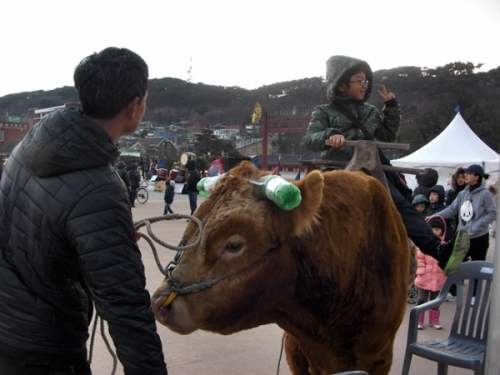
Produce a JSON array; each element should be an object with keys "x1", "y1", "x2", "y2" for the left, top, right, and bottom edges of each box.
[{"x1": 88, "y1": 189, "x2": 495, "y2": 375}]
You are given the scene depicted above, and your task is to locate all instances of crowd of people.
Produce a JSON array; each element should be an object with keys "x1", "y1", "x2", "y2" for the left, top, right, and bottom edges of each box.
[{"x1": 112, "y1": 153, "x2": 202, "y2": 215}]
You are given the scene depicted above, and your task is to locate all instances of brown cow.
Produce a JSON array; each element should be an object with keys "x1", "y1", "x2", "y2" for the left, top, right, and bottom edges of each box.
[{"x1": 152, "y1": 161, "x2": 409, "y2": 375}]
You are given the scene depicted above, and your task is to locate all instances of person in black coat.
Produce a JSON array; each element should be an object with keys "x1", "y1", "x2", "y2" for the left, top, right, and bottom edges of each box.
[
  {"x1": 413, "y1": 168, "x2": 439, "y2": 199},
  {"x1": 128, "y1": 163, "x2": 141, "y2": 207},
  {"x1": 163, "y1": 178, "x2": 175, "y2": 214},
  {"x1": 115, "y1": 160, "x2": 131, "y2": 191},
  {"x1": 0, "y1": 47, "x2": 167, "y2": 375},
  {"x1": 184, "y1": 158, "x2": 201, "y2": 215}
]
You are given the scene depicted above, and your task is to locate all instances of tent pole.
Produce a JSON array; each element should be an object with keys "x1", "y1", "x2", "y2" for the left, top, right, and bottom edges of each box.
[{"x1": 485, "y1": 152, "x2": 500, "y2": 375}]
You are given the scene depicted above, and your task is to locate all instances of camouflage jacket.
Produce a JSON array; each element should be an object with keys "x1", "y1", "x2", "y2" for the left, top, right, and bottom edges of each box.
[{"x1": 303, "y1": 55, "x2": 402, "y2": 162}]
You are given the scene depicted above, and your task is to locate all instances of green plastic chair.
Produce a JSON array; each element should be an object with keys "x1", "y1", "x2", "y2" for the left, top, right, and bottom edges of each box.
[{"x1": 401, "y1": 260, "x2": 493, "y2": 375}]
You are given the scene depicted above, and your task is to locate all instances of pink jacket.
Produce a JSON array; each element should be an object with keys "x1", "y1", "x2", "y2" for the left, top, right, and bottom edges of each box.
[{"x1": 414, "y1": 216, "x2": 447, "y2": 292}]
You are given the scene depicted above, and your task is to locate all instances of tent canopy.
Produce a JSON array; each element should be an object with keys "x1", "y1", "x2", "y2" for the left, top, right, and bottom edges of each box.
[{"x1": 392, "y1": 113, "x2": 499, "y2": 189}]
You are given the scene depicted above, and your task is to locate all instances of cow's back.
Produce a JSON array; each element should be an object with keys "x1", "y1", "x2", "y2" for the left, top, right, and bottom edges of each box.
[{"x1": 285, "y1": 170, "x2": 408, "y2": 374}]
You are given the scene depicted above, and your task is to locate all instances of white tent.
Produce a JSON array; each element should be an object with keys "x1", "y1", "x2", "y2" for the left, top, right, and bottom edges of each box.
[{"x1": 392, "y1": 112, "x2": 499, "y2": 189}]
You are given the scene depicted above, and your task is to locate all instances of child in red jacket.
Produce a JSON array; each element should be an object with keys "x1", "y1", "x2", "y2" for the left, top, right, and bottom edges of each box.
[{"x1": 415, "y1": 216, "x2": 447, "y2": 330}]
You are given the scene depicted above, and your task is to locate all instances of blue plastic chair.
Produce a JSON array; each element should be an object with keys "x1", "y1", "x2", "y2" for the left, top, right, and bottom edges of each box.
[{"x1": 401, "y1": 260, "x2": 493, "y2": 375}]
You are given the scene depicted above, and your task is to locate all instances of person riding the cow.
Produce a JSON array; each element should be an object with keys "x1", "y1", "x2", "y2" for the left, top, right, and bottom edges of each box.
[{"x1": 303, "y1": 55, "x2": 470, "y2": 276}]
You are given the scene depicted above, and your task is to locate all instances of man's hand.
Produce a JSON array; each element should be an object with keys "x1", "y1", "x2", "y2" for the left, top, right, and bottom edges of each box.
[
  {"x1": 135, "y1": 231, "x2": 141, "y2": 241},
  {"x1": 377, "y1": 85, "x2": 396, "y2": 102},
  {"x1": 328, "y1": 134, "x2": 346, "y2": 149}
]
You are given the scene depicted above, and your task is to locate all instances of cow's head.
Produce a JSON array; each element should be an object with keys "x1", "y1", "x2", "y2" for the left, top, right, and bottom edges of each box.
[{"x1": 151, "y1": 161, "x2": 324, "y2": 334}]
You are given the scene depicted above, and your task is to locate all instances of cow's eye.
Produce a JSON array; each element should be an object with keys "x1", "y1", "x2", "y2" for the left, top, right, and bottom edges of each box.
[{"x1": 225, "y1": 242, "x2": 243, "y2": 253}]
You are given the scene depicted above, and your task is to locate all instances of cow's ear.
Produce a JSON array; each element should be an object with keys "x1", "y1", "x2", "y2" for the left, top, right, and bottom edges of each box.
[{"x1": 287, "y1": 170, "x2": 324, "y2": 236}]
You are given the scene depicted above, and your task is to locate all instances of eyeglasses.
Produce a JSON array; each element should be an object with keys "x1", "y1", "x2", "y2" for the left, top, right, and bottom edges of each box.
[{"x1": 350, "y1": 80, "x2": 369, "y2": 87}]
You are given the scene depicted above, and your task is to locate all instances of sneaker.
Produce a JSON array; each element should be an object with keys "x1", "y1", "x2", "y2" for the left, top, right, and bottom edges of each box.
[
  {"x1": 417, "y1": 324, "x2": 424, "y2": 330},
  {"x1": 428, "y1": 310, "x2": 443, "y2": 330},
  {"x1": 429, "y1": 322, "x2": 443, "y2": 330},
  {"x1": 445, "y1": 292, "x2": 456, "y2": 302},
  {"x1": 438, "y1": 229, "x2": 470, "y2": 276}
]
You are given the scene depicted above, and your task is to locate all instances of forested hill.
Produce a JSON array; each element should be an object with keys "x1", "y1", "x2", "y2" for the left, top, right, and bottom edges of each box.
[{"x1": 1, "y1": 62, "x2": 499, "y2": 152}]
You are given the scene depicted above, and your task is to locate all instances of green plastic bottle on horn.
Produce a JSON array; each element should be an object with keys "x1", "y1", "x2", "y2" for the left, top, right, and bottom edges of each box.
[
  {"x1": 259, "y1": 175, "x2": 301, "y2": 210},
  {"x1": 197, "y1": 175, "x2": 223, "y2": 197}
]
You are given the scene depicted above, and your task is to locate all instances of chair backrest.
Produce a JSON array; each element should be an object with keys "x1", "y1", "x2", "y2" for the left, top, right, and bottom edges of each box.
[{"x1": 441, "y1": 261, "x2": 494, "y2": 345}]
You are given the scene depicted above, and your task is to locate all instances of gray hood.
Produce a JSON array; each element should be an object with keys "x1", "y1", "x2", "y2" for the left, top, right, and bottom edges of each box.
[{"x1": 326, "y1": 55, "x2": 373, "y2": 102}]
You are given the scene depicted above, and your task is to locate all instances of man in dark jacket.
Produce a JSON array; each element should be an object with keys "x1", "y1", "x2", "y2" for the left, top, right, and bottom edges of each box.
[
  {"x1": 0, "y1": 47, "x2": 167, "y2": 375},
  {"x1": 128, "y1": 163, "x2": 141, "y2": 207},
  {"x1": 115, "y1": 160, "x2": 131, "y2": 191},
  {"x1": 184, "y1": 158, "x2": 201, "y2": 215}
]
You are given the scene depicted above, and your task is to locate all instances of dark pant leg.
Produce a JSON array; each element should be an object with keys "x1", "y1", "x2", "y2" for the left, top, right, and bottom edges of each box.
[
  {"x1": 449, "y1": 283, "x2": 457, "y2": 297},
  {"x1": 388, "y1": 180, "x2": 441, "y2": 258},
  {"x1": 188, "y1": 193, "x2": 197, "y2": 215},
  {"x1": 467, "y1": 233, "x2": 490, "y2": 296},
  {"x1": 429, "y1": 290, "x2": 440, "y2": 310},
  {"x1": 163, "y1": 204, "x2": 174, "y2": 215},
  {"x1": 417, "y1": 288, "x2": 430, "y2": 305},
  {"x1": 129, "y1": 188, "x2": 138, "y2": 206},
  {"x1": 467, "y1": 233, "x2": 490, "y2": 261}
]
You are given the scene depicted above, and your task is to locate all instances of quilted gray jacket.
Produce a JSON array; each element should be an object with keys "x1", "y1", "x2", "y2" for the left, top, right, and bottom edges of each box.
[{"x1": 0, "y1": 108, "x2": 167, "y2": 375}]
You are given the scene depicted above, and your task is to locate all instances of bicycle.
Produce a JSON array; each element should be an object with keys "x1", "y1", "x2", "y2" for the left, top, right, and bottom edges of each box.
[{"x1": 136, "y1": 186, "x2": 149, "y2": 204}]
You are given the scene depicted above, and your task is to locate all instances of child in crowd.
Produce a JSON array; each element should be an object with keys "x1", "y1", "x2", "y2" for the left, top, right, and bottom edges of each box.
[
  {"x1": 412, "y1": 194, "x2": 430, "y2": 216},
  {"x1": 428, "y1": 185, "x2": 446, "y2": 216},
  {"x1": 415, "y1": 216, "x2": 447, "y2": 330},
  {"x1": 163, "y1": 178, "x2": 175, "y2": 214}
]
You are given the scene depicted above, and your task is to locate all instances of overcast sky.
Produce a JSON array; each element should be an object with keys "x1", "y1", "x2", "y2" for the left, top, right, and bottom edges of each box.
[{"x1": 1, "y1": 0, "x2": 499, "y2": 98}]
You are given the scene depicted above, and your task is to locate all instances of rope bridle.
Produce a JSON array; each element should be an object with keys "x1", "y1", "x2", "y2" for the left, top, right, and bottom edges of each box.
[{"x1": 134, "y1": 186, "x2": 232, "y2": 296}]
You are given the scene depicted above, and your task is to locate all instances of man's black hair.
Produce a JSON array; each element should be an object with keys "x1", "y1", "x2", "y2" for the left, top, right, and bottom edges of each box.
[{"x1": 74, "y1": 47, "x2": 148, "y2": 119}]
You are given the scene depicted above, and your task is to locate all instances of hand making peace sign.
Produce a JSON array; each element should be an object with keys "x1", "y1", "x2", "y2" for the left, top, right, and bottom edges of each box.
[{"x1": 377, "y1": 85, "x2": 396, "y2": 102}]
